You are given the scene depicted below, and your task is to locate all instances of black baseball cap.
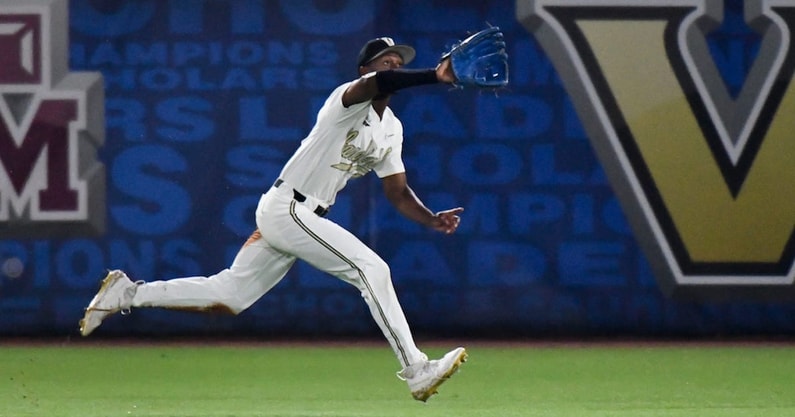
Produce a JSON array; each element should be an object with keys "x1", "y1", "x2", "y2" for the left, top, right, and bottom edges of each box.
[{"x1": 357, "y1": 37, "x2": 416, "y2": 67}]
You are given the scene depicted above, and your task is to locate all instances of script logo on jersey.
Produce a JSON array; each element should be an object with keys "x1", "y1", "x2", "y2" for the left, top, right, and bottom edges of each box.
[
  {"x1": 331, "y1": 127, "x2": 393, "y2": 178},
  {"x1": 0, "y1": 0, "x2": 105, "y2": 238},
  {"x1": 518, "y1": 0, "x2": 795, "y2": 297}
]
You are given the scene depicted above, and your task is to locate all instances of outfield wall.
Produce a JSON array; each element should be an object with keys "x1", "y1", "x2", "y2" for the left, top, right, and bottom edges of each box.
[{"x1": 1, "y1": 0, "x2": 793, "y2": 338}]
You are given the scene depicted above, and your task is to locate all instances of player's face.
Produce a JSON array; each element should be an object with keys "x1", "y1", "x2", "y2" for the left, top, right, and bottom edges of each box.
[{"x1": 366, "y1": 52, "x2": 404, "y2": 72}]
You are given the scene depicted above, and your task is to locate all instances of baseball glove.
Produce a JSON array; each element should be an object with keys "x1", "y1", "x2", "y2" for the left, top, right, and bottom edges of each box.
[{"x1": 441, "y1": 26, "x2": 509, "y2": 89}]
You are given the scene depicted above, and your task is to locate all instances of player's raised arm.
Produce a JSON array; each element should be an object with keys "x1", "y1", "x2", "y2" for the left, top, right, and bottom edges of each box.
[
  {"x1": 342, "y1": 63, "x2": 454, "y2": 107},
  {"x1": 342, "y1": 38, "x2": 456, "y2": 107}
]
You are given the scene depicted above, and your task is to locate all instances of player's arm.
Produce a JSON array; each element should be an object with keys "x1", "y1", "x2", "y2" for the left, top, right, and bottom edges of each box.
[
  {"x1": 381, "y1": 172, "x2": 463, "y2": 235},
  {"x1": 342, "y1": 58, "x2": 456, "y2": 107}
]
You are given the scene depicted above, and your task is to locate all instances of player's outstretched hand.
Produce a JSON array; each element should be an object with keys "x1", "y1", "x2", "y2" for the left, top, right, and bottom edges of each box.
[
  {"x1": 432, "y1": 207, "x2": 464, "y2": 234},
  {"x1": 436, "y1": 58, "x2": 457, "y2": 84}
]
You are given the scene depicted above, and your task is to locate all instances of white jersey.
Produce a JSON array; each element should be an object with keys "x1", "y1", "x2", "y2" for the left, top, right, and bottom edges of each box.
[
  {"x1": 278, "y1": 80, "x2": 406, "y2": 206},
  {"x1": 98, "y1": 70, "x2": 450, "y2": 380}
]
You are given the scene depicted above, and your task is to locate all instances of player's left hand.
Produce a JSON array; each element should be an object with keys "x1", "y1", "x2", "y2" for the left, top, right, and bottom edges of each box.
[
  {"x1": 432, "y1": 207, "x2": 464, "y2": 234},
  {"x1": 436, "y1": 58, "x2": 457, "y2": 84}
]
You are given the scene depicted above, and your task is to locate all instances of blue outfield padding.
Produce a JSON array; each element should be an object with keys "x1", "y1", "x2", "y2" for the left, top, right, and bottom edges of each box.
[{"x1": 0, "y1": 0, "x2": 793, "y2": 338}]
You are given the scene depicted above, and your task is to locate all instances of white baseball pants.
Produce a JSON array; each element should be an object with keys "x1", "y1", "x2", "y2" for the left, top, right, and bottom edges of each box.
[{"x1": 131, "y1": 183, "x2": 426, "y2": 368}]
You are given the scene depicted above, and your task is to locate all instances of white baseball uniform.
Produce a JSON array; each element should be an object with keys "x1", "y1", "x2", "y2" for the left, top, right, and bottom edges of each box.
[{"x1": 131, "y1": 79, "x2": 427, "y2": 368}]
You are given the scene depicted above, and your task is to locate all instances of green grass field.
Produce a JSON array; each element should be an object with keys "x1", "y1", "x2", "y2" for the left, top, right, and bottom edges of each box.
[{"x1": 2, "y1": 341, "x2": 793, "y2": 417}]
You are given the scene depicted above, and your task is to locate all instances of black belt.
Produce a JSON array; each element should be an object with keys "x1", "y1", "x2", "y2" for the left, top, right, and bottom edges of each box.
[{"x1": 274, "y1": 179, "x2": 329, "y2": 217}]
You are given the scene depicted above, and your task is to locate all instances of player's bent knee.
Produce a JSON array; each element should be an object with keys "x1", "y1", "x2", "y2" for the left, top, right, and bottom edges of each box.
[
  {"x1": 357, "y1": 260, "x2": 389, "y2": 283},
  {"x1": 365, "y1": 257, "x2": 390, "y2": 278},
  {"x1": 217, "y1": 295, "x2": 255, "y2": 315},
  {"x1": 357, "y1": 258, "x2": 396, "y2": 292}
]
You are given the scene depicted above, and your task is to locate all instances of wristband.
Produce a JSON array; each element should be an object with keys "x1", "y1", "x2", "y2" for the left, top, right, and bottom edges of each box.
[{"x1": 374, "y1": 69, "x2": 438, "y2": 94}]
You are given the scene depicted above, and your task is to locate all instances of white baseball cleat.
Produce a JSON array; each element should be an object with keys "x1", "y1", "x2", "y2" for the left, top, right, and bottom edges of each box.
[
  {"x1": 79, "y1": 270, "x2": 139, "y2": 336},
  {"x1": 398, "y1": 347, "x2": 468, "y2": 402}
]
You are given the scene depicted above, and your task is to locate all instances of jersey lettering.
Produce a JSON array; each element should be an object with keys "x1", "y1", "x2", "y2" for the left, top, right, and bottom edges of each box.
[{"x1": 331, "y1": 128, "x2": 393, "y2": 178}]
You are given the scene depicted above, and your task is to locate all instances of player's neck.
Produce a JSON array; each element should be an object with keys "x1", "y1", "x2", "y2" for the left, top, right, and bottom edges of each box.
[{"x1": 371, "y1": 97, "x2": 389, "y2": 119}]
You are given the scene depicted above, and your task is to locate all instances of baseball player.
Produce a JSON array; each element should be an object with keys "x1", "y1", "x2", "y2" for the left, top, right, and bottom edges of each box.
[{"x1": 80, "y1": 37, "x2": 468, "y2": 401}]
